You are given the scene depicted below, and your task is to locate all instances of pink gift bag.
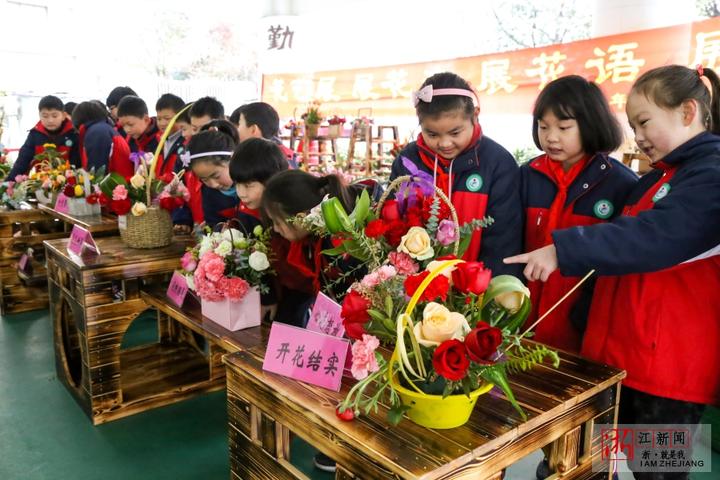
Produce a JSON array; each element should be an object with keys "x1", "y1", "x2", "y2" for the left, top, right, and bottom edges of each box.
[{"x1": 200, "y1": 288, "x2": 261, "y2": 331}]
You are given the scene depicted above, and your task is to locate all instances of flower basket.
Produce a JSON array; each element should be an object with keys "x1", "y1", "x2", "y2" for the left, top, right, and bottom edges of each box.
[
  {"x1": 119, "y1": 206, "x2": 173, "y2": 249},
  {"x1": 327, "y1": 124, "x2": 342, "y2": 138},
  {"x1": 200, "y1": 287, "x2": 261, "y2": 331},
  {"x1": 67, "y1": 197, "x2": 101, "y2": 217},
  {"x1": 305, "y1": 123, "x2": 320, "y2": 138}
]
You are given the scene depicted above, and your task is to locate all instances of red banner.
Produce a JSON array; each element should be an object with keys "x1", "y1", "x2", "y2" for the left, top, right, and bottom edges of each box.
[{"x1": 262, "y1": 17, "x2": 720, "y2": 118}]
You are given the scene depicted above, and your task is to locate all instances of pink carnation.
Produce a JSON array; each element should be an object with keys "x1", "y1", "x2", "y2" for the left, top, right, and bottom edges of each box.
[
  {"x1": 112, "y1": 185, "x2": 128, "y2": 201},
  {"x1": 360, "y1": 272, "x2": 380, "y2": 289},
  {"x1": 376, "y1": 265, "x2": 397, "y2": 281},
  {"x1": 199, "y1": 253, "x2": 226, "y2": 282},
  {"x1": 193, "y1": 269, "x2": 224, "y2": 301},
  {"x1": 350, "y1": 334, "x2": 380, "y2": 380},
  {"x1": 436, "y1": 219, "x2": 459, "y2": 246},
  {"x1": 219, "y1": 276, "x2": 250, "y2": 301},
  {"x1": 388, "y1": 251, "x2": 419, "y2": 275},
  {"x1": 180, "y1": 251, "x2": 197, "y2": 272}
]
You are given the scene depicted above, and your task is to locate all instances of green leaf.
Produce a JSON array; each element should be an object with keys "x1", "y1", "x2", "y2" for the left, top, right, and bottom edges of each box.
[
  {"x1": 349, "y1": 189, "x2": 370, "y2": 226},
  {"x1": 321, "y1": 244, "x2": 347, "y2": 257},
  {"x1": 384, "y1": 295, "x2": 394, "y2": 318},
  {"x1": 387, "y1": 404, "x2": 411, "y2": 425},
  {"x1": 481, "y1": 368, "x2": 527, "y2": 421},
  {"x1": 367, "y1": 309, "x2": 388, "y2": 323},
  {"x1": 98, "y1": 172, "x2": 127, "y2": 198}
]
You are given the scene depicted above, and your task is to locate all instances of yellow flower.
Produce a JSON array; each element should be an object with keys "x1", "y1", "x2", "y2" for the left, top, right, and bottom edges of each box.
[
  {"x1": 495, "y1": 291, "x2": 526, "y2": 314},
  {"x1": 42, "y1": 143, "x2": 57, "y2": 149},
  {"x1": 425, "y1": 260, "x2": 456, "y2": 279},
  {"x1": 131, "y1": 202, "x2": 147, "y2": 217},
  {"x1": 74, "y1": 185, "x2": 84, "y2": 197},
  {"x1": 413, "y1": 302, "x2": 469, "y2": 347},
  {"x1": 130, "y1": 174, "x2": 146, "y2": 189},
  {"x1": 55, "y1": 175, "x2": 66, "y2": 184},
  {"x1": 398, "y1": 226, "x2": 434, "y2": 261}
]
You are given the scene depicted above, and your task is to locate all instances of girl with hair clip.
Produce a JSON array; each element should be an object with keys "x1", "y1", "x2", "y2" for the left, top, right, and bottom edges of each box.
[
  {"x1": 521, "y1": 75, "x2": 638, "y2": 355},
  {"x1": 507, "y1": 65, "x2": 720, "y2": 480},
  {"x1": 390, "y1": 72, "x2": 523, "y2": 276},
  {"x1": 176, "y1": 120, "x2": 240, "y2": 231}
]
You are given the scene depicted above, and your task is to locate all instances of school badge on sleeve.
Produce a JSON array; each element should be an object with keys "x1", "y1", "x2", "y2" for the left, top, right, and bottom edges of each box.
[
  {"x1": 593, "y1": 199, "x2": 614, "y2": 219},
  {"x1": 652, "y1": 183, "x2": 671, "y2": 202},
  {"x1": 465, "y1": 174, "x2": 483, "y2": 192}
]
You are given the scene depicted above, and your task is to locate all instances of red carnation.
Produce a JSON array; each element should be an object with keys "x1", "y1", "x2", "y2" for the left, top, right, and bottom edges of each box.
[
  {"x1": 384, "y1": 220, "x2": 409, "y2": 247},
  {"x1": 341, "y1": 290, "x2": 371, "y2": 340},
  {"x1": 403, "y1": 271, "x2": 450, "y2": 303},
  {"x1": 432, "y1": 339, "x2": 470, "y2": 381},
  {"x1": 110, "y1": 198, "x2": 131, "y2": 216},
  {"x1": 364, "y1": 219, "x2": 387, "y2": 238},
  {"x1": 86, "y1": 193, "x2": 99, "y2": 205},
  {"x1": 464, "y1": 322, "x2": 502, "y2": 364},
  {"x1": 97, "y1": 193, "x2": 109, "y2": 206},
  {"x1": 452, "y1": 261, "x2": 492, "y2": 295}
]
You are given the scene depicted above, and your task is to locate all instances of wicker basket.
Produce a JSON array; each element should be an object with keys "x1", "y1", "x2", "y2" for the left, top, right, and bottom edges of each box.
[{"x1": 119, "y1": 206, "x2": 173, "y2": 249}]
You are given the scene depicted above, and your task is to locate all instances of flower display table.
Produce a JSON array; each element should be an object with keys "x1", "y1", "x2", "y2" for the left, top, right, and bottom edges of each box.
[
  {"x1": 38, "y1": 203, "x2": 119, "y2": 235},
  {"x1": 43, "y1": 236, "x2": 220, "y2": 425},
  {"x1": 0, "y1": 205, "x2": 66, "y2": 314},
  {"x1": 223, "y1": 344, "x2": 625, "y2": 480}
]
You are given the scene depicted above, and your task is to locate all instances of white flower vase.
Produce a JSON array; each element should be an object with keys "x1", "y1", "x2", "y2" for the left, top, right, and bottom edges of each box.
[
  {"x1": 67, "y1": 197, "x2": 101, "y2": 216},
  {"x1": 200, "y1": 287, "x2": 261, "y2": 331}
]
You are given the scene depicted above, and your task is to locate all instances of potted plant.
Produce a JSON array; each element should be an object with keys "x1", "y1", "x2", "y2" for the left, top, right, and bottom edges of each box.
[
  {"x1": 327, "y1": 115, "x2": 346, "y2": 138},
  {"x1": 179, "y1": 225, "x2": 274, "y2": 331},
  {"x1": 301, "y1": 101, "x2": 323, "y2": 138}
]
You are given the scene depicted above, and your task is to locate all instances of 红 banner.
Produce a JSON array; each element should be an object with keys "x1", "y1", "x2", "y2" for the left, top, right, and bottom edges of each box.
[{"x1": 262, "y1": 17, "x2": 720, "y2": 118}]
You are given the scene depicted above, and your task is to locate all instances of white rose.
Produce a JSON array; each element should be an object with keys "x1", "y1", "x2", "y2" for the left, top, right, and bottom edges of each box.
[
  {"x1": 214, "y1": 240, "x2": 233, "y2": 257},
  {"x1": 248, "y1": 251, "x2": 270, "y2": 271},
  {"x1": 130, "y1": 202, "x2": 147, "y2": 217},
  {"x1": 413, "y1": 302, "x2": 470, "y2": 347},
  {"x1": 56, "y1": 175, "x2": 66, "y2": 183},
  {"x1": 425, "y1": 260, "x2": 456, "y2": 279},
  {"x1": 130, "y1": 174, "x2": 146, "y2": 189},
  {"x1": 398, "y1": 227, "x2": 434, "y2": 261},
  {"x1": 198, "y1": 235, "x2": 214, "y2": 257},
  {"x1": 221, "y1": 228, "x2": 244, "y2": 243}
]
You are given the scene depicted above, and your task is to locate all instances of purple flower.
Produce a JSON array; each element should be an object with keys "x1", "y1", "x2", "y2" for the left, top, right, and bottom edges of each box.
[{"x1": 436, "y1": 219, "x2": 458, "y2": 246}]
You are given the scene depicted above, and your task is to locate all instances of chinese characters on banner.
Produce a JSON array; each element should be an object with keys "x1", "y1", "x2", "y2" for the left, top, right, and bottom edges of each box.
[{"x1": 262, "y1": 17, "x2": 720, "y2": 117}]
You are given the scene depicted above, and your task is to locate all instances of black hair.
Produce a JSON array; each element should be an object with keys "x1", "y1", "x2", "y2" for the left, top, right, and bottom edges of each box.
[
  {"x1": 190, "y1": 96, "x2": 225, "y2": 120},
  {"x1": 415, "y1": 72, "x2": 476, "y2": 121},
  {"x1": 155, "y1": 93, "x2": 185, "y2": 113},
  {"x1": 229, "y1": 138, "x2": 289, "y2": 185},
  {"x1": 631, "y1": 65, "x2": 720, "y2": 135},
  {"x1": 235, "y1": 102, "x2": 280, "y2": 139},
  {"x1": 229, "y1": 106, "x2": 242, "y2": 126},
  {"x1": 176, "y1": 108, "x2": 190, "y2": 124},
  {"x1": 200, "y1": 119, "x2": 240, "y2": 144},
  {"x1": 532, "y1": 75, "x2": 623, "y2": 154},
  {"x1": 64, "y1": 102, "x2": 77, "y2": 115},
  {"x1": 116, "y1": 95, "x2": 149, "y2": 118},
  {"x1": 71, "y1": 101, "x2": 110, "y2": 129},
  {"x1": 262, "y1": 170, "x2": 356, "y2": 223},
  {"x1": 106, "y1": 86, "x2": 137, "y2": 108},
  {"x1": 187, "y1": 128, "x2": 236, "y2": 167},
  {"x1": 38, "y1": 95, "x2": 63, "y2": 112}
]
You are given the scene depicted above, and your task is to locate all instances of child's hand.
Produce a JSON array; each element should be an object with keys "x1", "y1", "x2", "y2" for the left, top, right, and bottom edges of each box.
[
  {"x1": 261, "y1": 304, "x2": 278, "y2": 322},
  {"x1": 504, "y1": 244, "x2": 558, "y2": 282},
  {"x1": 173, "y1": 224, "x2": 192, "y2": 235}
]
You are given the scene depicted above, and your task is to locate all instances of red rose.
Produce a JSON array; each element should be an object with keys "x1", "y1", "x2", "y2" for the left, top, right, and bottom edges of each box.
[
  {"x1": 403, "y1": 271, "x2": 450, "y2": 303},
  {"x1": 110, "y1": 198, "x2": 131, "y2": 215},
  {"x1": 384, "y1": 220, "x2": 408, "y2": 247},
  {"x1": 62, "y1": 184, "x2": 75, "y2": 197},
  {"x1": 341, "y1": 290, "x2": 371, "y2": 340},
  {"x1": 380, "y1": 199, "x2": 400, "y2": 222},
  {"x1": 464, "y1": 322, "x2": 502, "y2": 364},
  {"x1": 364, "y1": 219, "x2": 387, "y2": 238},
  {"x1": 66, "y1": 176, "x2": 77, "y2": 186},
  {"x1": 86, "y1": 193, "x2": 99, "y2": 205},
  {"x1": 452, "y1": 261, "x2": 492, "y2": 295},
  {"x1": 159, "y1": 196, "x2": 176, "y2": 211},
  {"x1": 432, "y1": 339, "x2": 470, "y2": 381}
]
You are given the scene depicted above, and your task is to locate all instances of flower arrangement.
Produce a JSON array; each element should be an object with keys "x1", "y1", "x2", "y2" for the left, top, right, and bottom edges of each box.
[
  {"x1": 180, "y1": 225, "x2": 274, "y2": 301},
  {"x1": 99, "y1": 152, "x2": 189, "y2": 217},
  {"x1": 301, "y1": 100, "x2": 323, "y2": 125},
  {"x1": 293, "y1": 174, "x2": 559, "y2": 427},
  {"x1": 327, "y1": 115, "x2": 346, "y2": 125},
  {"x1": 0, "y1": 148, "x2": 10, "y2": 182}
]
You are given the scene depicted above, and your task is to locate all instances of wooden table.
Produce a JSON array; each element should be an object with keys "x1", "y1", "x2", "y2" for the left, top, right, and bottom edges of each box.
[
  {"x1": 44, "y1": 236, "x2": 223, "y2": 425},
  {"x1": 224, "y1": 345, "x2": 625, "y2": 480},
  {"x1": 0, "y1": 205, "x2": 66, "y2": 314},
  {"x1": 38, "y1": 203, "x2": 119, "y2": 235},
  {"x1": 140, "y1": 286, "x2": 625, "y2": 479}
]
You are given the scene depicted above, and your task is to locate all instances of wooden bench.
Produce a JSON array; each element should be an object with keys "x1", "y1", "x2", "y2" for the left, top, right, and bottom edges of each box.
[
  {"x1": 141, "y1": 285, "x2": 625, "y2": 479},
  {"x1": 38, "y1": 203, "x2": 120, "y2": 236},
  {"x1": 44, "y1": 236, "x2": 222, "y2": 425}
]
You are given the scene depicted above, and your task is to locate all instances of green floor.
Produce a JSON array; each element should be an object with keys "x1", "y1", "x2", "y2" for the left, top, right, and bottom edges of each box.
[
  {"x1": 0, "y1": 310, "x2": 332, "y2": 480},
  {"x1": 1, "y1": 309, "x2": 716, "y2": 479}
]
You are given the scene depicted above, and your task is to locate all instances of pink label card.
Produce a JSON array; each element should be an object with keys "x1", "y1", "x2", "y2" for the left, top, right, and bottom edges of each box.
[
  {"x1": 17, "y1": 253, "x2": 29, "y2": 272},
  {"x1": 55, "y1": 193, "x2": 69, "y2": 213},
  {"x1": 306, "y1": 292, "x2": 345, "y2": 338},
  {"x1": 67, "y1": 225, "x2": 100, "y2": 256},
  {"x1": 263, "y1": 322, "x2": 350, "y2": 391},
  {"x1": 167, "y1": 271, "x2": 188, "y2": 307}
]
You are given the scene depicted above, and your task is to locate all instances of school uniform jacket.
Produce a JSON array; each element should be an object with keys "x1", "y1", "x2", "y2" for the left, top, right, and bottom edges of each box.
[
  {"x1": 156, "y1": 131, "x2": 186, "y2": 177},
  {"x1": 391, "y1": 135, "x2": 523, "y2": 276},
  {"x1": 127, "y1": 117, "x2": 160, "y2": 154},
  {"x1": 201, "y1": 186, "x2": 239, "y2": 229},
  {"x1": 554, "y1": 132, "x2": 720, "y2": 405},
  {"x1": 8, "y1": 119, "x2": 80, "y2": 180},
  {"x1": 520, "y1": 153, "x2": 638, "y2": 352},
  {"x1": 78, "y1": 120, "x2": 133, "y2": 177}
]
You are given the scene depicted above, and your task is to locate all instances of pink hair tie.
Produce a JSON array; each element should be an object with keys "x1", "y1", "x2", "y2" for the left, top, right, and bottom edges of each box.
[
  {"x1": 412, "y1": 84, "x2": 478, "y2": 107},
  {"x1": 697, "y1": 64, "x2": 705, "y2": 77}
]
